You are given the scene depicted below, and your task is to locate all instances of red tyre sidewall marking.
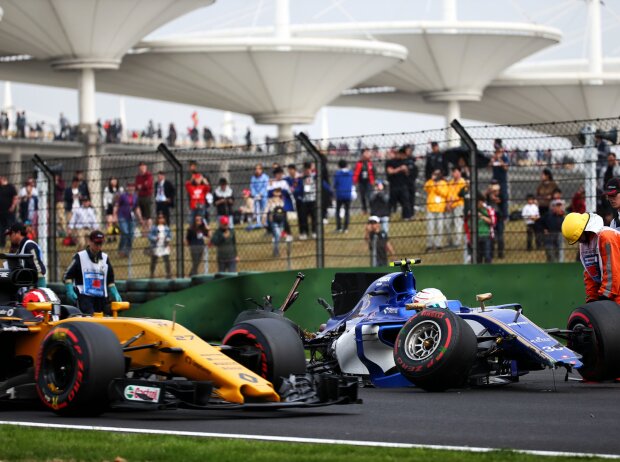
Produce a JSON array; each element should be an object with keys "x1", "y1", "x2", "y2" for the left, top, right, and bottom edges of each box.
[
  {"x1": 435, "y1": 318, "x2": 452, "y2": 362},
  {"x1": 568, "y1": 312, "x2": 592, "y2": 328},
  {"x1": 223, "y1": 328, "x2": 269, "y2": 379},
  {"x1": 35, "y1": 327, "x2": 84, "y2": 410},
  {"x1": 395, "y1": 314, "x2": 453, "y2": 371}
]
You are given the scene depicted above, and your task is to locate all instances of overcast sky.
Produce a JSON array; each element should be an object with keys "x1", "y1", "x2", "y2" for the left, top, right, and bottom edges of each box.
[{"x1": 2, "y1": 0, "x2": 620, "y2": 143}]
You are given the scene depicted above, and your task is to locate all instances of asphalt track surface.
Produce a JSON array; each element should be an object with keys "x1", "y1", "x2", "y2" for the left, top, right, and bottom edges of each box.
[{"x1": 3, "y1": 369, "x2": 620, "y2": 456}]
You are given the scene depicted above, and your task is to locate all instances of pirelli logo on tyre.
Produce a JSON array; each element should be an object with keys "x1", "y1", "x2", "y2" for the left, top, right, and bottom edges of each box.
[
  {"x1": 124, "y1": 385, "x2": 161, "y2": 402},
  {"x1": 420, "y1": 310, "x2": 445, "y2": 319}
]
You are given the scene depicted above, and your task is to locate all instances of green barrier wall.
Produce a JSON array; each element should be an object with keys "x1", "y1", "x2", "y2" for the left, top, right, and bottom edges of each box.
[{"x1": 130, "y1": 262, "x2": 586, "y2": 340}]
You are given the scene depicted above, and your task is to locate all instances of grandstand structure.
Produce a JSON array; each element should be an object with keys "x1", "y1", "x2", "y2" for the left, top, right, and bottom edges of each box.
[
  {"x1": 0, "y1": 0, "x2": 618, "y2": 207},
  {"x1": 0, "y1": 0, "x2": 618, "y2": 138}
]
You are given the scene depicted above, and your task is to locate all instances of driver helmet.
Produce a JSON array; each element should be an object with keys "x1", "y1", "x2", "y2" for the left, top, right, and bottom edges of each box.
[
  {"x1": 413, "y1": 288, "x2": 447, "y2": 306},
  {"x1": 22, "y1": 288, "x2": 61, "y2": 318}
]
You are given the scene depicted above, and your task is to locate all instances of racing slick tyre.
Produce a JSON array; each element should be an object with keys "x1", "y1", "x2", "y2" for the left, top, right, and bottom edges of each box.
[
  {"x1": 232, "y1": 309, "x2": 302, "y2": 337},
  {"x1": 35, "y1": 322, "x2": 125, "y2": 416},
  {"x1": 222, "y1": 318, "x2": 306, "y2": 389},
  {"x1": 567, "y1": 301, "x2": 620, "y2": 381},
  {"x1": 394, "y1": 308, "x2": 477, "y2": 392}
]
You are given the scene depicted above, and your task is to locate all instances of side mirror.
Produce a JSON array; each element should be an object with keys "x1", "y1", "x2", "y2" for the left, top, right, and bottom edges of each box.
[
  {"x1": 111, "y1": 301, "x2": 130, "y2": 318},
  {"x1": 476, "y1": 292, "x2": 493, "y2": 311}
]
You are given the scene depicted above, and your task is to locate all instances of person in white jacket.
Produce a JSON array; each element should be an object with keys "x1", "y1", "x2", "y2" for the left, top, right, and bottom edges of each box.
[{"x1": 69, "y1": 196, "x2": 98, "y2": 249}]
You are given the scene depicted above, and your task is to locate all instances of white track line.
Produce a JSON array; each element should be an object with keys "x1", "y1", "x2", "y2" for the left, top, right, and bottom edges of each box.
[{"x1": 1, "y1": 421, "x2": 619, "y2": 459}]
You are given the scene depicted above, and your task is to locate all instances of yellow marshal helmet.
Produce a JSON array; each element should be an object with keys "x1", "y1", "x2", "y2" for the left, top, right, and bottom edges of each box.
[{"x1": 562, "y1": 212, "x2": 604, "y2": 245}]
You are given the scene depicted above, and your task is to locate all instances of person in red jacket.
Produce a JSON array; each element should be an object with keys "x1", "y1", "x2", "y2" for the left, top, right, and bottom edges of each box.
[
  {"x1": 185, "y1": 171, "x2": 211, "y2": 224},
  {"x1": 562, "y1": 212, "x2": 620, "y2": 303},
  {"x1": 135, "y1": 161, "x2": 154, "y2": 231},
  {"x1": 353, "y1": 148, "x2": 376, "y2": 214}
]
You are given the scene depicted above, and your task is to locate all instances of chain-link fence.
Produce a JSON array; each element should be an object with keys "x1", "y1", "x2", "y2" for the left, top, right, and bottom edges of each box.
[{"x1": 1, "y1": 116, "x2": 618, "y2": 281}]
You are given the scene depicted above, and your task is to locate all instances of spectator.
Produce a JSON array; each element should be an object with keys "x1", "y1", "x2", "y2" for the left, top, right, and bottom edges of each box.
[
  {"x1": 59, "y1": 113, "x2": 70, "y2": 140},
  {"x1": 571, "y1": 185, "x2": 587, "y2": 215},
  {"x1": 203, "y1": 126, "x2": 215, "y2": 147},
  {"x1": 365, "y1": 215, "x2": 394, "y2": 267},
  {"x1": 294, "y1": 161, "x2": 318, "y2": 240},
  {"x1": 490, "y1": 143, "x2": 509, "y2": 222},
  {"x1": 213, "y1": 178, "x2": 235, "y2": 228},
  {"x1": 425, "y1": 141, "x2": 448, "y2": 180},
  {"x1": 471, "y1": 193, "x2": 496, "y2": 264},
  {"x1": 189, "y1": 126, "x2": 199, "y2": 144},
  {"x1": 210, "y1": 216, "x2": 238, "y2": 272},
  {"x1": 147, "y1": 213, "x2": 172, "y2": 279},
  {"x1": 146, "y1": 120, "x2": 155, "y2": 139},
  {"x1": 446, "y1": 167, "x2": 467, "y2": 248},
  {"x1": 103, "y1": 177, "x2": 122, "y2": 242},
  {"x1": 369, "y1": 179, "x2": 391, "y2": 234},
  {"x1": 237, "y1": 189, "x2": 254, "y2": 226},
  {"x1": 75, "y1": 170, "x2": 90, "y2": 202},
  {"x1": 424, "y1": 169, "x2": 449, "y2": 252},
  {"x1": 54, "y1": 174, "x2": 66, "y2": 236},
  {"x1": 115, "y1": 183, "x2": 141, "y2": 258},
  {"x1": 317, "y1": 154, "x2": 334, "y2": 225},
  {"x1": 16, "y1": 111, "x2": 26, "y2": 138},
  {"x1": 596, "y1": 132, "x2": 612, "y2": 172},
  {"x1": 333, "y1": 159, "x2": 353, "y2": 233},
  {"x1": 386, "y1": 147, "x2": 412, "y2": 220},
  {"x1": 521, "y1": 194, "x2": 540, "y2": 251},
  {"x1": 353, "y1": 148, "x2": 376, "y2": 214},
  {"x1": 19, "y1": 180, "x2": 38, "y2": 226},
  {"x1": 69, "y1": 196, "x2": 98, "y2": 250},
  {"x1": 186, "y1": 215, "x2": 210, "y2": 276},
  {"x1": 63, "y1": 177, "x2": 81, "y2": 234},
  {"x1": 249, "y1": 164, "x2": 269, "y2": 229},
  {"x1": 267, "y1": 188, "x2": 291, "y2": 257},
  {"x1": 535, "y1": 168, "x2": 559, "y2": 246},
  {"x1": 167, "y1": 123, "x2": 177, "y2": 147},
  {"x1": 541, "y1": 199, "x2": 565, "y2": 263},
  {"x1": 403, "y1": 144, "x2": 419, "y2": 217},
  {"x1": 135, "y1": 161, "x2": 154, "y2": 230},
  {"x1": 185, "y1": 168, "x2": 211, "y2": 224},
  {"x1": 0, "y1": 111, "x2": 8, "y2": 137},
  {"x1": 0, "y1": 175, "x2": 18, "y2": 248},
  {"x1": 268, "y1": 167, "x2": 294, "y2": 212},
  {"x1": 599, "y1": 152, "x2": 620, "y2": 189},
  {"x1": 536, "y1": 168, "x2": 558, "y2": 216},
  {"x1": 18, "y1": 178, "x2": 38, "y2": 200},
  {"x1": 154, "y1": 170, "x2": 175, "y2": 224},
  {"x1": 486, "y1": 181, "x2": 506, "y2": 259},
  {"x1": 457, "y1": 157, "x2": 471, "y2": 181},
  {"x1": 245, "y1": 127, "x2": 252, "y2": 150}
]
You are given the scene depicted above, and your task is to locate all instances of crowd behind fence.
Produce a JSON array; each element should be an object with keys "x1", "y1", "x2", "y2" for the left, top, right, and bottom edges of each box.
[{"x1": 1, "y1": 117, "x2": 618, "y2": 282}]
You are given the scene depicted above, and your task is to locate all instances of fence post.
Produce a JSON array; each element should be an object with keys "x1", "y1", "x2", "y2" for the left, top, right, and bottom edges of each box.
[
  {"x1": 32, "y1": 154, "x2": 57, "y2": 281},
  {"x1": 450, "y1": 120, "x2": 478, "y2": 264},
  {"x1": 157, "y1": 143, "x2": 184, "y2": 278},
  {"x1": 296, "y1": 132, "x2": 324, "y2": 268}
]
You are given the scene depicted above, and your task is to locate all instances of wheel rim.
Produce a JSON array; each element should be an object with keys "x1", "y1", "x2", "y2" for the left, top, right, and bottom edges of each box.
[
  {"x1": 403, "y1": 320, "x2": 442, "y2": 361},
  {"x1": 570, "y1": 321, "x2": 597, "y2": 360},
  {"x1": 41, "y1": 343, "x2": 77, "y2": 393}
]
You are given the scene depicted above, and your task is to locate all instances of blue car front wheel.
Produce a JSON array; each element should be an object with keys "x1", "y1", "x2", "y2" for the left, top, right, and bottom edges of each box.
[{"x1": 394, "y1": 308, "x2": 476, "y2": 392}]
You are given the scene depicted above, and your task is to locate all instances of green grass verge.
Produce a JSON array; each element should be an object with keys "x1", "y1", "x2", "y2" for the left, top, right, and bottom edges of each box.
[{"x1": 0, "y1": 425, "x2": 608, "y2": 462}]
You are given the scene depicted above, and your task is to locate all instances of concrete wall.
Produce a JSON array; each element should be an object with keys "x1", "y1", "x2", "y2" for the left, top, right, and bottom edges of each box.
[{"x1": 129, "y1": 263, "x2": 586, "y2": 340}]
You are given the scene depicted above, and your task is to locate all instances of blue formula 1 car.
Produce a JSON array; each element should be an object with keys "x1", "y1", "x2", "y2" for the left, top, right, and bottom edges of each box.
[{"x1": 225, "y1": 259, "x2": 620, "y2": 391}]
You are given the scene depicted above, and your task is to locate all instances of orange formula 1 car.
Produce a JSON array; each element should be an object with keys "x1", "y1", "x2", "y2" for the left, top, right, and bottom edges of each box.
[{"x1": 0, "y1": 254, "x2": 358, "y2": 416}]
